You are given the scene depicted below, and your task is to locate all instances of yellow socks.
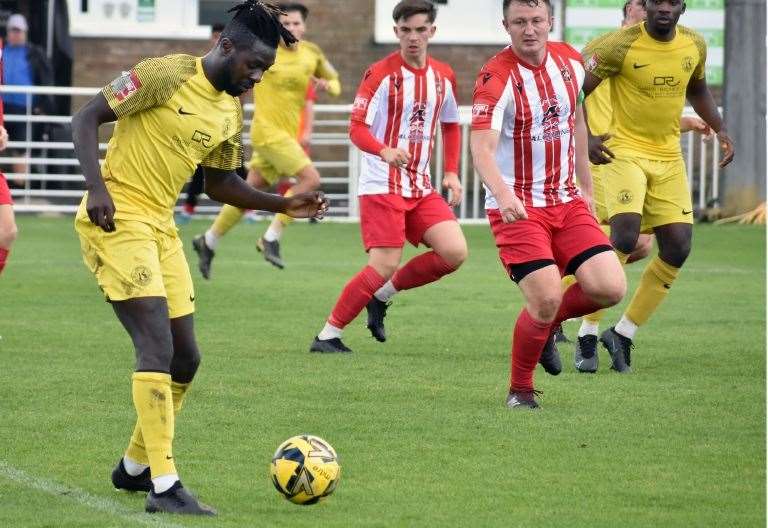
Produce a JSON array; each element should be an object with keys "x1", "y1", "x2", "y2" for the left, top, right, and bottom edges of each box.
[
  {"x1": 130, "y1": 372, "x2": 177, "y2": 478},
  {"x1": 273, "y1": 188, "x2": 295, "y2": 229},
  {"x1": 625, "y1": 255, "x2": 680, "y2": 327},
  {"x1": 561, "y1": 274, "x2": 577, "y2": 290},
  {"x1": 211, "y1": 204, "x2": 245, "y2": 237},
  {"x1": 125, "y1": 381, "x2": 190, "y2": 466},
  {"x1": 170, "y1": 381, "x2": 190, "y2": 413}
]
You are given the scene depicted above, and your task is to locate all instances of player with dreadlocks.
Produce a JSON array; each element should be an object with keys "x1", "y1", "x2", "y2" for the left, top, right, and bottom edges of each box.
[{"x1": 71, "y1": 1, "x2": 326, "y2": 515}]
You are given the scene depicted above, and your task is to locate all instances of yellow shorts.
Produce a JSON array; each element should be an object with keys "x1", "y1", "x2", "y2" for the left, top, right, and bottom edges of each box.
[
  {"x1": 591, "y1": 163, "x2": 609, "y2": 224},
  {"x1": 599, "y1": 155, "x2": 693, "y2": 233},
  {"x1": 248, "y1": 130, "x2": 311, "y2": 186},
  {"x1": 75, "y1": 217, "x2": 195, "y2": 319}
]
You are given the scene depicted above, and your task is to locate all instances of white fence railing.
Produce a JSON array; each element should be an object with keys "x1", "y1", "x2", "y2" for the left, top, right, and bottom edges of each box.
[{"x1": 1, "y1": 85, "x2": 721, "y2": 221}]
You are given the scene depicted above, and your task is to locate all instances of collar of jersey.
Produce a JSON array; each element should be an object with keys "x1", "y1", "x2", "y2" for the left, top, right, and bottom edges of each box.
[
  {"x1": 639, "y1": 21, "x2": 678, "y2": 46},
  {"x1": 398, "y1": 52, "x2": 430, "y2": 75},
  {"x1": 506, "y1": 44, "x2": 549, "y2": 72},
  {"x1": 196, "y1": 56, "x2": 223, "y2": 95}
]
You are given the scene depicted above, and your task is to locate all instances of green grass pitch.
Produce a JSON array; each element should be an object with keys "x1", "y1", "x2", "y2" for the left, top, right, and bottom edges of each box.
[{"x1": 0, "y1": 216, "x2": 764, "y2": 527}]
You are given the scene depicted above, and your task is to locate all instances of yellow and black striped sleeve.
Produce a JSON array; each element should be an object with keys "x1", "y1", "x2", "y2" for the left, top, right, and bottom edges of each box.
[
  {"x1": 583, "y1": 26, "x2": 642, "y2": 80},
  {"x1": 201, "y1": 130, "x2": 243, "y2": 171},
  {"x1": 101, "y1": 54, "x2": 197, "y2": 118},
  {"x1": 680, "y1": 26, "x2": 708, "y2": 80}
]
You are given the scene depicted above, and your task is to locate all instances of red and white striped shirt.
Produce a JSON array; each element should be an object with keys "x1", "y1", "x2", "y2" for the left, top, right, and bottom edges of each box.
[
  {"x1": 472, "y1": 42, "x2": 585, "y2": 209},
  {"x1": 350, "y1": 52, "x2": 460, "y2": 197}
]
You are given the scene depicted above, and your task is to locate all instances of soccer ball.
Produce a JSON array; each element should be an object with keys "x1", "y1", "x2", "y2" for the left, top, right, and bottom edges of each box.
[{"x1": 270, "y1": 434, "x2": 341, "y2": 505}]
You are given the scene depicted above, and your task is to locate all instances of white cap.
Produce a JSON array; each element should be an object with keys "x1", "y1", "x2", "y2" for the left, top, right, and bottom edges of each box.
[{"x1": 7, "y1": 14, "x2": 28, "y2": 32}]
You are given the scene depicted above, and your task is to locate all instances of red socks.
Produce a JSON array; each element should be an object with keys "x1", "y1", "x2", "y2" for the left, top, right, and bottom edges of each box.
[
  {"x1": 553, "y1": 283, "x2": 603, "y2": 327},
  {"x1": 0, "y1": 248, "x2": 8, "y2": 275},
  {"x1": 391, "y1": 251, "x2": 456, "y2": 291},
  {"x1": 328, "y1": 266, "x2": 386, "y2": 329},
  {"x1": 509, "y1": 283, "x2": 603, "y2": 391},
  {"x1": 509, "y1": 309, "x2": 551, "y2": 392}
]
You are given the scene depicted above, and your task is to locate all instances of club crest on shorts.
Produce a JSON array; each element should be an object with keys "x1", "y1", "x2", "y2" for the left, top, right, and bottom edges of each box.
[
  {"x1": 617, "y1": 189, "x2": 633, "y2": 205},
  {"x1": 131, "y1": 265, "x2": 153, "y2": 287}
]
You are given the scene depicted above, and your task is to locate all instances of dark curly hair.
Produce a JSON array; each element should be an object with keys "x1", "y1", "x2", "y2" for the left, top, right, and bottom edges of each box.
[{"x1": 222, "y1": 1, "x2": 298, "y2": 49}]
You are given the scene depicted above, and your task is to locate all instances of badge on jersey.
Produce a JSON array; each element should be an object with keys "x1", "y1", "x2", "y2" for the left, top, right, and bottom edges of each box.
[
  {"x1": 110, "y1": 70, "x2": 143, "y2": 102},
  {"x1": 353, "y1": 96, "x2": 369, "y2": 112},
  {"x1": 472, "y1": 103, "x2": 489, "y2": 117},
  {"x1": 585, "y1": 54, "x2": 599, "y2": 73}
]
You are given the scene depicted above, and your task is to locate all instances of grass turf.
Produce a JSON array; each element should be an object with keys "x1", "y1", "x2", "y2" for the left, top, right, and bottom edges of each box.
[{"x1": 0, "y1": 216, "x2": 764, "y2": 527}]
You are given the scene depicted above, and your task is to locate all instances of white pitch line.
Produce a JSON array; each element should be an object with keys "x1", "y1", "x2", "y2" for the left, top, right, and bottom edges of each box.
[{"x1": 0, "y1": 461, "x2": 186, "y2": 528}]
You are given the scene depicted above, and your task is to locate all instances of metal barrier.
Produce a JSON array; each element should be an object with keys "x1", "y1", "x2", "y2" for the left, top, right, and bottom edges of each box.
[{"x1": 0, "y1": 85, "x2": 721, "y2": 221}]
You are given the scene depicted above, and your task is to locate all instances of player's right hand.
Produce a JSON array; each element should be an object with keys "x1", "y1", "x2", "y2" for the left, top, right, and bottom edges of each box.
[
  {"x1": 717, "y1": 130, "x2": 735, "y2": 168},
  {"x1": 498, "y1": 192, "x2": 527, "y2": 223},
  {"x1": 379, "y1": 147, "x2": 411, "y2": 168},
  {"x1": 311, "y1": 77, "x2": 331, "y2": 92},
  {"x1": 284, "y1": 191, "x2": 329, "y2": 219},
  {"x1": 588, "y1": 133, "x2": 615, "y2": 165},
  {"x1": 86, "y1": 187, "x2": 117, "y2": 232}
]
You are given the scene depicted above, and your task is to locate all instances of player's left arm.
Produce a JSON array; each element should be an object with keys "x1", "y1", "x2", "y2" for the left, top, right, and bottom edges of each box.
[
  {"x1": 72, "y1": 93, "x2": 119, "y2": 232},
  {"x1": 204, "y1": 167, "x2": 328, "y2": 219},
  {"x1": 440, "y1": 72, "x2": 462, "y2": 207},
  {"x1": 574, "y1": 104, "x2": 593, "y2": 210},
  {"x1": 685, "y1": 34, "x2": 734, "y2": 167},
  {"x1": 313, "y1": 50, "x2": 341, "y2": 97},
  {"x1": 686, "y1": 78, "x2": 734, "y2": 167}
]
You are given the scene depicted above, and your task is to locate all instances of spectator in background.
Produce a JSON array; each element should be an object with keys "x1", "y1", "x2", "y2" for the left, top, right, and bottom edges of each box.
[{"x1": 2, "y1": 14, "x2": 54, "y2": 185}]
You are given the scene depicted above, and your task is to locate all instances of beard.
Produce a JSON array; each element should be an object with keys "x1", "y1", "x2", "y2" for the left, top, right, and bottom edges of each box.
[{"x1": 213, "y1": 55, "x2": 241, "y2": 96}]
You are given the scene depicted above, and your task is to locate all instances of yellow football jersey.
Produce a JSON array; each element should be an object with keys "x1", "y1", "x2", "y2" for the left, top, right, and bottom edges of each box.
[
  {"x1": 586, "y1": 78, "x2": 612, "y2": 137},
  {"x1": 583, "y1": 23, "x2": 706, "y2": 160},
  {"x1": 77, "y1": 54, "x2": 243, "y2": 234},
  {"x1": 251, "y1": 41, "x2": 340, "y2": 145}
]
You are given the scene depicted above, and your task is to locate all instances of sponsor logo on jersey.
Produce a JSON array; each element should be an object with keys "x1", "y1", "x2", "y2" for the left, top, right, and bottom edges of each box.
[
  {"x1": 653, "y1": 75, "x2": 680, "y2": 87},
  {"x1": 407, "y1": 102, "x2": 427, "y2": 140},
  {"x1": 191, "y1": 130, "x2": 212, "y2": 148},
  {"x1": 111, "y1": 70, "x2": 142, "y2": 102},
  {"x1": 472, "y1": 103, "x2": 489, "y2": 117},
  {"x1": 353, "y1": 96, "x2": 369, "y2": 112}
]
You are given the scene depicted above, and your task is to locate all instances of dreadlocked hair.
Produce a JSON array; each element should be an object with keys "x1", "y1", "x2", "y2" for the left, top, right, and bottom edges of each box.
[{"x1": 223, "y1": 0, "x2": 297, "y2": 49}]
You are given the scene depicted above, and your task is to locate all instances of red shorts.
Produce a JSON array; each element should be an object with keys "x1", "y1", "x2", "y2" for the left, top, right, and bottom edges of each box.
[
  {"x1": 488, "y1": 198, "x2": 612, "y2": 281},
  {"x1": 359, "y1": 192, "x2": 456, "y2": 251},
  {"x1": 0, "y1": 173, "x2": 12, "y2": 205}
]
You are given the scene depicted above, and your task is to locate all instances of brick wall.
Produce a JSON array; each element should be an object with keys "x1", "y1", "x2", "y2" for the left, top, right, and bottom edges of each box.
[
  {"x1": 71, "y1": 1, "x2": 722, "y2": 105},
  {"x1": 72, "y1": 0, "x2": 502, "y2": 106}
]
